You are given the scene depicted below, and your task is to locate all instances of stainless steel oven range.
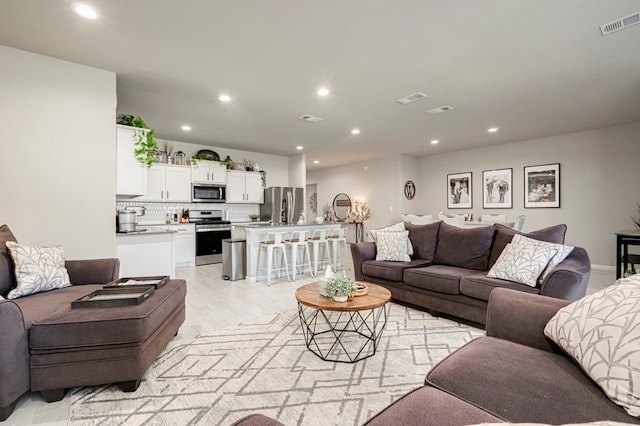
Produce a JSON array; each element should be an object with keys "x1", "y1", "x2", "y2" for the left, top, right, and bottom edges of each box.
[{"x1": 189, "y1": 209, "x2": 231, "y2": 265}]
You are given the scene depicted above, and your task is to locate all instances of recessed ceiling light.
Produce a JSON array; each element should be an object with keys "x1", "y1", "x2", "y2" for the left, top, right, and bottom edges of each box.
[
  {"x1": 72, "y1": 3, "x2": 99, "y2": 20},
  {"x1": 488, "y1": 127, "x2": 499, "y2": 133},
  {"x1": 181, "y1": 125, "x2": 191, "y2": 131},
  {"x1": 317, "y1": 88, "x2": 330, "y2": 97},
  {"x1": 351, "y1": 128, "x2": 361, "y2": 135},
  {"x1": 296, "y1": 146, "x2": 304, "y2": 150},
  {"x1": 430, "y1": 139, "x2": 439, "y2": 145},
  {"x1": 218, "y1": 94, "x2": 232, "y2": 102},
  {"x1": 313, "y1": 160, "x2": 320, "y2": 164}
]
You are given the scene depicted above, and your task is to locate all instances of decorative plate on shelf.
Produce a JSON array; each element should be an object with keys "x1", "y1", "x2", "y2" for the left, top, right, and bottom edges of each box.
[{"x1": 196, "y1": 149, "x2": 220, "y2": 161}]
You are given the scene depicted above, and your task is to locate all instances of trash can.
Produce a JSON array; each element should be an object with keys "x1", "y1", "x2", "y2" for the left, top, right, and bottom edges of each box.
[{"x1": 222, "y1": 238, "x2": 246, "y2": 281}]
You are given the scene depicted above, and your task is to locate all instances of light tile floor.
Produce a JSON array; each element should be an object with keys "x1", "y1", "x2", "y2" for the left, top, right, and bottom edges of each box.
[{"x1": 5, "y1": 262, "x2": 614, "y2": 426}]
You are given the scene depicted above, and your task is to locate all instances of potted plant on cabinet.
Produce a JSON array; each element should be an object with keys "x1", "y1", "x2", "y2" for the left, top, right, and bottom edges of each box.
[
  {"x1": 324, "y1": 274, "x2": 358, "y2": 302},
  {"x1": 117, "y1": 114, "x2": 159, "y2": 167}
]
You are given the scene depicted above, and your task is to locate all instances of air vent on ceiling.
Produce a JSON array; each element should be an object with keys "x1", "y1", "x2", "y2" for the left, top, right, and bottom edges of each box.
[
  {"x1": 600, "y1": 11, "x2": 640, "y2": 36},
  {"x1": 299, "y1": 114, "x2": 323, "y2": 123},
  {"x1": 425, "y1": 105, "x2": 454, "y2": 115},
  {"x1": 396, "y1": 92, "x2": 428, "y2": 105}
]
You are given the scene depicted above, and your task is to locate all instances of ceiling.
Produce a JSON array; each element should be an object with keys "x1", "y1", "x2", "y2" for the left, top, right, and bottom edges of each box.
[{"x1": 1, "y1": 1, "x2": 639, "y2": 170}]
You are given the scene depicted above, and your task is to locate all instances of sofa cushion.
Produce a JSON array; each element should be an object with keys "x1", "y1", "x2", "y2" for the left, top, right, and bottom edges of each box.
[
  {"x1": 460, "y1": 272, "x2": 541, "y2": 301},
  {"x1": 6, "y1": 241, "x2": 71, "y2": 299},
  {"x1": 487, "y1": 240, "x2": 558, "y2": 287},
  {"x1": 544, "y1": 275, "x2": 640, "y2": 417},
  {"x1": 362, "y1": 259, "x2": 432, "y2": 282},
  {"x1": 489, "y1": 223, "x2": 567, "y2": 268},
  {"x1": 0, "y1": 224, "x2": 17, "y2": 253},
  {"x1": 433, "y1": 223, "x2": 495, "y2": 270},
  {"x1": 404, "y1": 265, "x2": 478, "y2": 295},
  {"x1": 375, "y1": 230, "x2": 411, "y2": 262},
  {"x1": 426, "y1": 336, "x2": 639, "y2": 424},
  {"x1": 405, "y1": 221, "x2": 440, "y2": 261},
  {"x1": 0, "y1": 224, "x2": 18, "y2": 296}
]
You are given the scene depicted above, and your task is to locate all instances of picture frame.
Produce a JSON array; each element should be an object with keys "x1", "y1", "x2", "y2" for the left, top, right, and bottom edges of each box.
[
  {"x1": 482, "y1": 168, "x2": 512, "y2": 209},
  {"x1": 524, "y1": 163, "x2": 560, "y2": 208},
  {"x1": 447, "y1": 172, "x2": 472, "y2": 209}
]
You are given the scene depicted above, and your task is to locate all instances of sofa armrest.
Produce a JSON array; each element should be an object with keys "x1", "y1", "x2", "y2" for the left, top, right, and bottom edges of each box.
[
  {"x1": 0, "y1": 300, "x2": 30, "y2": 411},
  {"x1": 66, "y1": 258, "x2": 120, "y2": 285},
  {"x1": 540, "y1": 247, "x2": 590, "y2": 301},
  {"x1": 486, "y1": 288, "x2": 570, "y2": 353},
  {"x1": 350, "y1": 242, "x2": 376, "y2": 281}
]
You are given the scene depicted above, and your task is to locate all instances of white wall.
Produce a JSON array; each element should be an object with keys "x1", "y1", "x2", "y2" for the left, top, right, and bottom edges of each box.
[
  {"x1": 417, "y1": 122, "x2": 640, "y2": 266},
  {"x1": 0, "y1": 46, "x2": 117, "y2": 259}
]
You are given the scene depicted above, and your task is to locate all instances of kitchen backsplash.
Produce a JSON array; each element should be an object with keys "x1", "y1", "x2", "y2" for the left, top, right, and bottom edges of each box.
[{"x1": 116, "y1": 201, "x2": 260, "y2": 225}]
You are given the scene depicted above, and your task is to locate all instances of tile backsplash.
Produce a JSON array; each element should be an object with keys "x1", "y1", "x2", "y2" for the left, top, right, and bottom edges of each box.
[{"x1": 116, "y1": 201, "x2": 260, "y2": 225}]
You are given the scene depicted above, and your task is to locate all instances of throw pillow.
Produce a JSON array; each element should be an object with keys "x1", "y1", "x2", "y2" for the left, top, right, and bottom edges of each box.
[
  {"x1": 433, "y1": 222, "x2": 495, "y2": 270},
  {"x1": 375, "y1": 230, "x2": 411, "y2": 262},
  {"x1": 487, "y1": 239, "x2": 558, "y2": 286},
  {"x1": 0, "y1": 224, "x2": 18, "y2": 296},
  {"x1": 510, "y1": 234, "x2": 574, "y2": 283},
  {"x1": 371, "y1": 222, "x2": 414, "y2": 256},
  {"x1": 405, "y1": 222, "x2": 441, "y2": 260},
  {"x1": 544, "y1": 275, "x2": 640, "y2": 417},
  {"x1": 5, "y1": 241, "x2": 71, "y2": 299},
  {"x1": 489, "y1": 223, "x2": 567, "y2": 268},
  {"x1": 0, "y1": 224, "x2": 17, "y2": 253}
]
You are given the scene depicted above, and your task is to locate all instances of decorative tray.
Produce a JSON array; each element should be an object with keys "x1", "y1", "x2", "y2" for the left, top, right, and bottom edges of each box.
[
  {"x1": 104, "y1": 275, "x2": 169, "y2": 289},
  {"x1": 71, "y1": 287, "x2": 155, "y2": 309},
  {"x1": 353, "y1": 282, "x2": 369, "y2": 297}
]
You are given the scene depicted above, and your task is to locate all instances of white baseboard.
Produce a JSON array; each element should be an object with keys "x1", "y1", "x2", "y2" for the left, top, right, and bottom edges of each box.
[{"x1": 591, "y1": 264, "x2": 615, "y2": 271}]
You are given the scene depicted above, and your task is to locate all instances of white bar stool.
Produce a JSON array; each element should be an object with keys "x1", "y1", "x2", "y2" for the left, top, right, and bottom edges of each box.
[
  {"x1": 285, "y1": 230, "x2": 314, "y2": 281},
  {"x1": 257, "y1": 231, "x2": 290, "y2": 286},
  {"x1": 328, "y1": 227, "x2": 350, "y2": 272},
  {"x1": 306, "y1": 229, "x2": 332, "y2": 276}
]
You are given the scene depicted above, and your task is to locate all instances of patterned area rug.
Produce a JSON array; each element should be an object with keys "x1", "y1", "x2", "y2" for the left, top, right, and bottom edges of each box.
[{"x1": 70, "y1": 303, "x2": 483, "y2": 425}]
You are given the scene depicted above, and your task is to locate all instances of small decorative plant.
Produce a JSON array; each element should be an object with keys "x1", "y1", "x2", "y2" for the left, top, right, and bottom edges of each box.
[
  {"x1": 351, "y1": 199, "x2": 371, "y2": 222},
  {"x1": 249, "y1": 214, "x2": 260, "y2": 221},
  {"x1": 117, "y1": 114, "x2": 159, "y2": 168},
  {"x1": 324, "y1": 273, "x2": 358, "y2": 301}
]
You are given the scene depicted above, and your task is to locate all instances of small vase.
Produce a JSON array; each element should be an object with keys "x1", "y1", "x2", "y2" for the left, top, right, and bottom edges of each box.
[{"x1": 332, "y1": 295, "x2": 348, "y2": 302}]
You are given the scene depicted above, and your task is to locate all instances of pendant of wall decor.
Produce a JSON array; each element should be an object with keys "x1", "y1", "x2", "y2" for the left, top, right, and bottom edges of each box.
[{"x1": 404, "y1": 180, "x2": 416, "y2": 200}]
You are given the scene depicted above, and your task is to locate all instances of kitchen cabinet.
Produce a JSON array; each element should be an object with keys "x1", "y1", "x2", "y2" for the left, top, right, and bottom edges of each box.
[
  {"x1": 116, "y1": 232, "x2": 175, "y2": 278},
  {"x1": 226, "y1": 171, "x2": 264, "y2": 203},
  {"x1": 116, "y1": 125, "x2": 147, "y2": 197},
  {"x1": 171, "y1": 224, "x2": 196, "y2": 267},
  {"x1": 138, "y1": 164, "x2": 191, "y2": 202},
  {"x1": 191, "y1": 160, "x2": 227, "y2": 185}
]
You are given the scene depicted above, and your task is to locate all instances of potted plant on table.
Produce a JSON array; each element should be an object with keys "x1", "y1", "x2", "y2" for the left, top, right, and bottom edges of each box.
[{"x1": 324, "y1": 274, "x2": 358, "y2": 302}]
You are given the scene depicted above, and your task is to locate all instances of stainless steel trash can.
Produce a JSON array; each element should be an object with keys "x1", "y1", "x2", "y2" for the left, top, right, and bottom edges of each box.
[{"x1": 222, "y1": 238, "x2": 246, "y2": 281}]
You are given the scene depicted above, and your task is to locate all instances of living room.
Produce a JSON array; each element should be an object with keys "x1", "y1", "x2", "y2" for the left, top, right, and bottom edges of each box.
[{"x1": 1, "y1": 2, "x2": 640, "y2": 425}]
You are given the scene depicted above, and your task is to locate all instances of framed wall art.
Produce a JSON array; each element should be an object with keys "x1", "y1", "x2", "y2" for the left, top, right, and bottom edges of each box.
[
  {"x1": 447, "y1": 172, "x2": 472, "y2": 209},
  {"x1": 483, "y1": 168, "x2": 512, "y2": 209},
  {"x1": 524, "y1": 163, "x2": 560, "y2": 208}
]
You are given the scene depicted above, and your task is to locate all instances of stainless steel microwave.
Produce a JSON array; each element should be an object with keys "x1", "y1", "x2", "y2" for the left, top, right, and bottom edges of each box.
[{"x1": 192, "y1": 184, "x2": 226, "y2": 203}]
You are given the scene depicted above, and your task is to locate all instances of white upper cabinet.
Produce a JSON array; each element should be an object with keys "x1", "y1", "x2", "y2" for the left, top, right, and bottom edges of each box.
[
  {"x1": 138, "y1": 164, "x2": 191, "y2": 202},
  {"x1": 116, "y1": 125, "x2": 147, "y2": 196},
  {"x1": 191, "y1": 160, "x2": 227, "y2": 185},
  {"x1": 226, "y1": 171, "x2": 264, "y2": 203}
]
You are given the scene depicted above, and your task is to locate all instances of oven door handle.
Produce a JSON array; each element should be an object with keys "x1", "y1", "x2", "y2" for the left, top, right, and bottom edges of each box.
[{"x1": 196, "y1": 227, "x2": 232, "y2": 233}]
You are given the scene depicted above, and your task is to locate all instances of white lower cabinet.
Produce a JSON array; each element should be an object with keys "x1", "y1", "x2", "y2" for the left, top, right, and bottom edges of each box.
[{"x1": 172, "y1": 224, "x2": 196, "y2": 267}]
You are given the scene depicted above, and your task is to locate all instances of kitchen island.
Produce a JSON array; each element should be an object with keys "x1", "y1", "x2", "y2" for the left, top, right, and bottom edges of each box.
[{"x1": 233, "y1": 222, "x2": 342, "y2": 282}]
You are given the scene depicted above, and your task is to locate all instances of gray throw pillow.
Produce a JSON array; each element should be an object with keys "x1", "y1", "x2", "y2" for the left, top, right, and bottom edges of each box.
[
  {"x1": 433, "y1": 223, "x2": 495, "y2": 270},
  {"x1": 488, "y1": 223, "x2": 567, "y2": 268},
  {"x1": 405, "y1": 221, "x2": 440, "y2": 260},
  {"x1": 0, "y1": 224, "x2": 18, "y2": 296}
]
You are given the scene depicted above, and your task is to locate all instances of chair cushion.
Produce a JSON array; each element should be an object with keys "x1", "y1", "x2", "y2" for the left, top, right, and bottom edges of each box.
[
  {"x1": 362, "y1": 259, "x2": 432, "y2": 282},
  {"x1": 460, "y1": 272, "x2": 541, "y2": 301},
  {"x1": 426, "y1": 337, "x2": 640, "y2": 425},
  {"x1": 405, "y1": 221, "x2": 440, "y2": 261},
  {"x1": 404, "y1": 265, "x2": 477, "y2": 295},
  {"x1": 433, "y1": 223, "x2": 495, "y2": 270},
  {"x1": 489, "y1": 223, "x2": 567, "y2": 269}
]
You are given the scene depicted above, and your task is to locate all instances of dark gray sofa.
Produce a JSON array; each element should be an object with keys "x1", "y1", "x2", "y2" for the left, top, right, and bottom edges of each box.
[
  {"x1": 233, "y1": 289, "x2": 640, "y2": 425},
  {"x1": 350, "y1": 221, "x2": 591, "y2": 324}
]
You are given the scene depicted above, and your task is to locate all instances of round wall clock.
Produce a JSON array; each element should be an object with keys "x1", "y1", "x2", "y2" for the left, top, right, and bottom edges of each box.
[{"x1": 404, "y1": 180, "x2": 416, "y2": 200}]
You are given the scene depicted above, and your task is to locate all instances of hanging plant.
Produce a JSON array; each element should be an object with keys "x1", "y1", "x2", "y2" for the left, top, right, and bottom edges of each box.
[{"x1": 117, "y1": 114, "x2": 159, "y2": 168}]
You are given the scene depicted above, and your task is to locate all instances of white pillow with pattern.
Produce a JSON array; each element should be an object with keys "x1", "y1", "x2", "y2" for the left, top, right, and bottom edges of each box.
[
  {"x1": 544, "y1": 275, "x2": 640, "y2": 417},
  {"x1": 375, "y1": 230, "x2": 411, "y2": 262},
  {"x1": 6, "y1": 241, "x2": 71, "y2": 299},
  {"x1": 511, "y1": 234, "x2": 574, "y2": 284},
  {"x1": 371, "y1": 222, "x2": 413, "y2": 255},
  {"x1": 487, "y1": 239, "x2": 557, "y2": 287}
]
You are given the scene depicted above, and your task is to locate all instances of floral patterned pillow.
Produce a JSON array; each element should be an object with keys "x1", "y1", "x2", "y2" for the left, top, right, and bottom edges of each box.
[
  {"x1": 375, "y1": 230, "x2": 411, "y2": 262},
  {"x1": 6, "y1": 241, "x2": 71, "y2": 299}
]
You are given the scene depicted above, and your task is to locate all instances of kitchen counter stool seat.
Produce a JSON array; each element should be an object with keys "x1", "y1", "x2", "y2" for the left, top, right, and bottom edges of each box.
[
  {"x1": 257, "y1": 231, "x2": 290, "y2": 286},
  {"x1": 328, "y1": 227, "x2": 350, "y2": 272},
  {"x1": 285, "y1": 230, "x2": 314, "y2": 281},
  {"x1": 306, "y1": 229, "x2": 332, "y2": 276}
]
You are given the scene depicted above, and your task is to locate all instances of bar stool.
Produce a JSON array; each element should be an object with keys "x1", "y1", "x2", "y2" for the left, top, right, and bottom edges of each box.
[
  {"x1": 328, "y1": 227, "x2": 350, "y2": 272},
  {"x1": 257, "y1": 231, "x2": 290, "y2": 286},
  {"x1": 306, "y1": 229, "x2": 332, "y2": 276},
  {"x1": 285, "y1": 230, "x2": 314, "y2": 281}
]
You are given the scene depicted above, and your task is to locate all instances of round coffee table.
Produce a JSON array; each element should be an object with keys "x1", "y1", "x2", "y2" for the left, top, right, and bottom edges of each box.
[{"x1": 295, "y1": 282, "x2": 391, "y2": 363}]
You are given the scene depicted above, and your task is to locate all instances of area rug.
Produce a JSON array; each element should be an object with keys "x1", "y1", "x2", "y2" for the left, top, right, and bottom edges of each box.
[{"x1": 70, "y1": 303, "x2": 483, "y2": 426}]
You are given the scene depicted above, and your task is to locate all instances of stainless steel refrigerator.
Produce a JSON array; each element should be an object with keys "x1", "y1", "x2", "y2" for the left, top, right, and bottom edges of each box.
[{"x1": 260, "y1": 187, "x2": 304, "y2": 225}]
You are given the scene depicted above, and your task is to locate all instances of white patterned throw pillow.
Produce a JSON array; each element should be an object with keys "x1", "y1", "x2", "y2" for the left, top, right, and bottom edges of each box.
[
  {"x1": 371, "y1": 222, "x2": 413, "y2": 256},
  {"x1": 487, "y1": 238, "x2": 557, "y2": 287},
  {"x1": 510, "y1": 234, "x2": 574, "y2": 284},
  {"x1": 6, "y1": 241, "x2": 71, "y2": 299},
  {"x1": 375, "y1": 230, "x2": 411, "y2": 262},
  {"x1": 544, "y1": 275, "x2": 640, "y2": 417}
]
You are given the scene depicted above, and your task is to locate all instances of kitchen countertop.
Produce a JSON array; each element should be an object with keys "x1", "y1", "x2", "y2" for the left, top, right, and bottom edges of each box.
[{"x1": 234, "y1": 222, "x2": 339, "y2": 228}]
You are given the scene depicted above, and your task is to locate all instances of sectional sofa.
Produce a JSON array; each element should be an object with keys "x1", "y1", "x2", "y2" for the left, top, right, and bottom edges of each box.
[{"x1": 350, "y1": 221, "x2": 591, "y2": 324}]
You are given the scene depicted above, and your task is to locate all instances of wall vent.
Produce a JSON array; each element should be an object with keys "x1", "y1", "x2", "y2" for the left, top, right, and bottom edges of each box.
[
  {"x1": 299, "y1": 114, "x2": 323, "y2": 123},
  {"x1": 397, "y1": 92, "x2": 428, "y2": 105},
  {"x1": 600, "y1": 11, "x2": 640, "y2": 36},
  {"x1": 425, "y1": 105, "x2": 454, "y2": 115}
]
